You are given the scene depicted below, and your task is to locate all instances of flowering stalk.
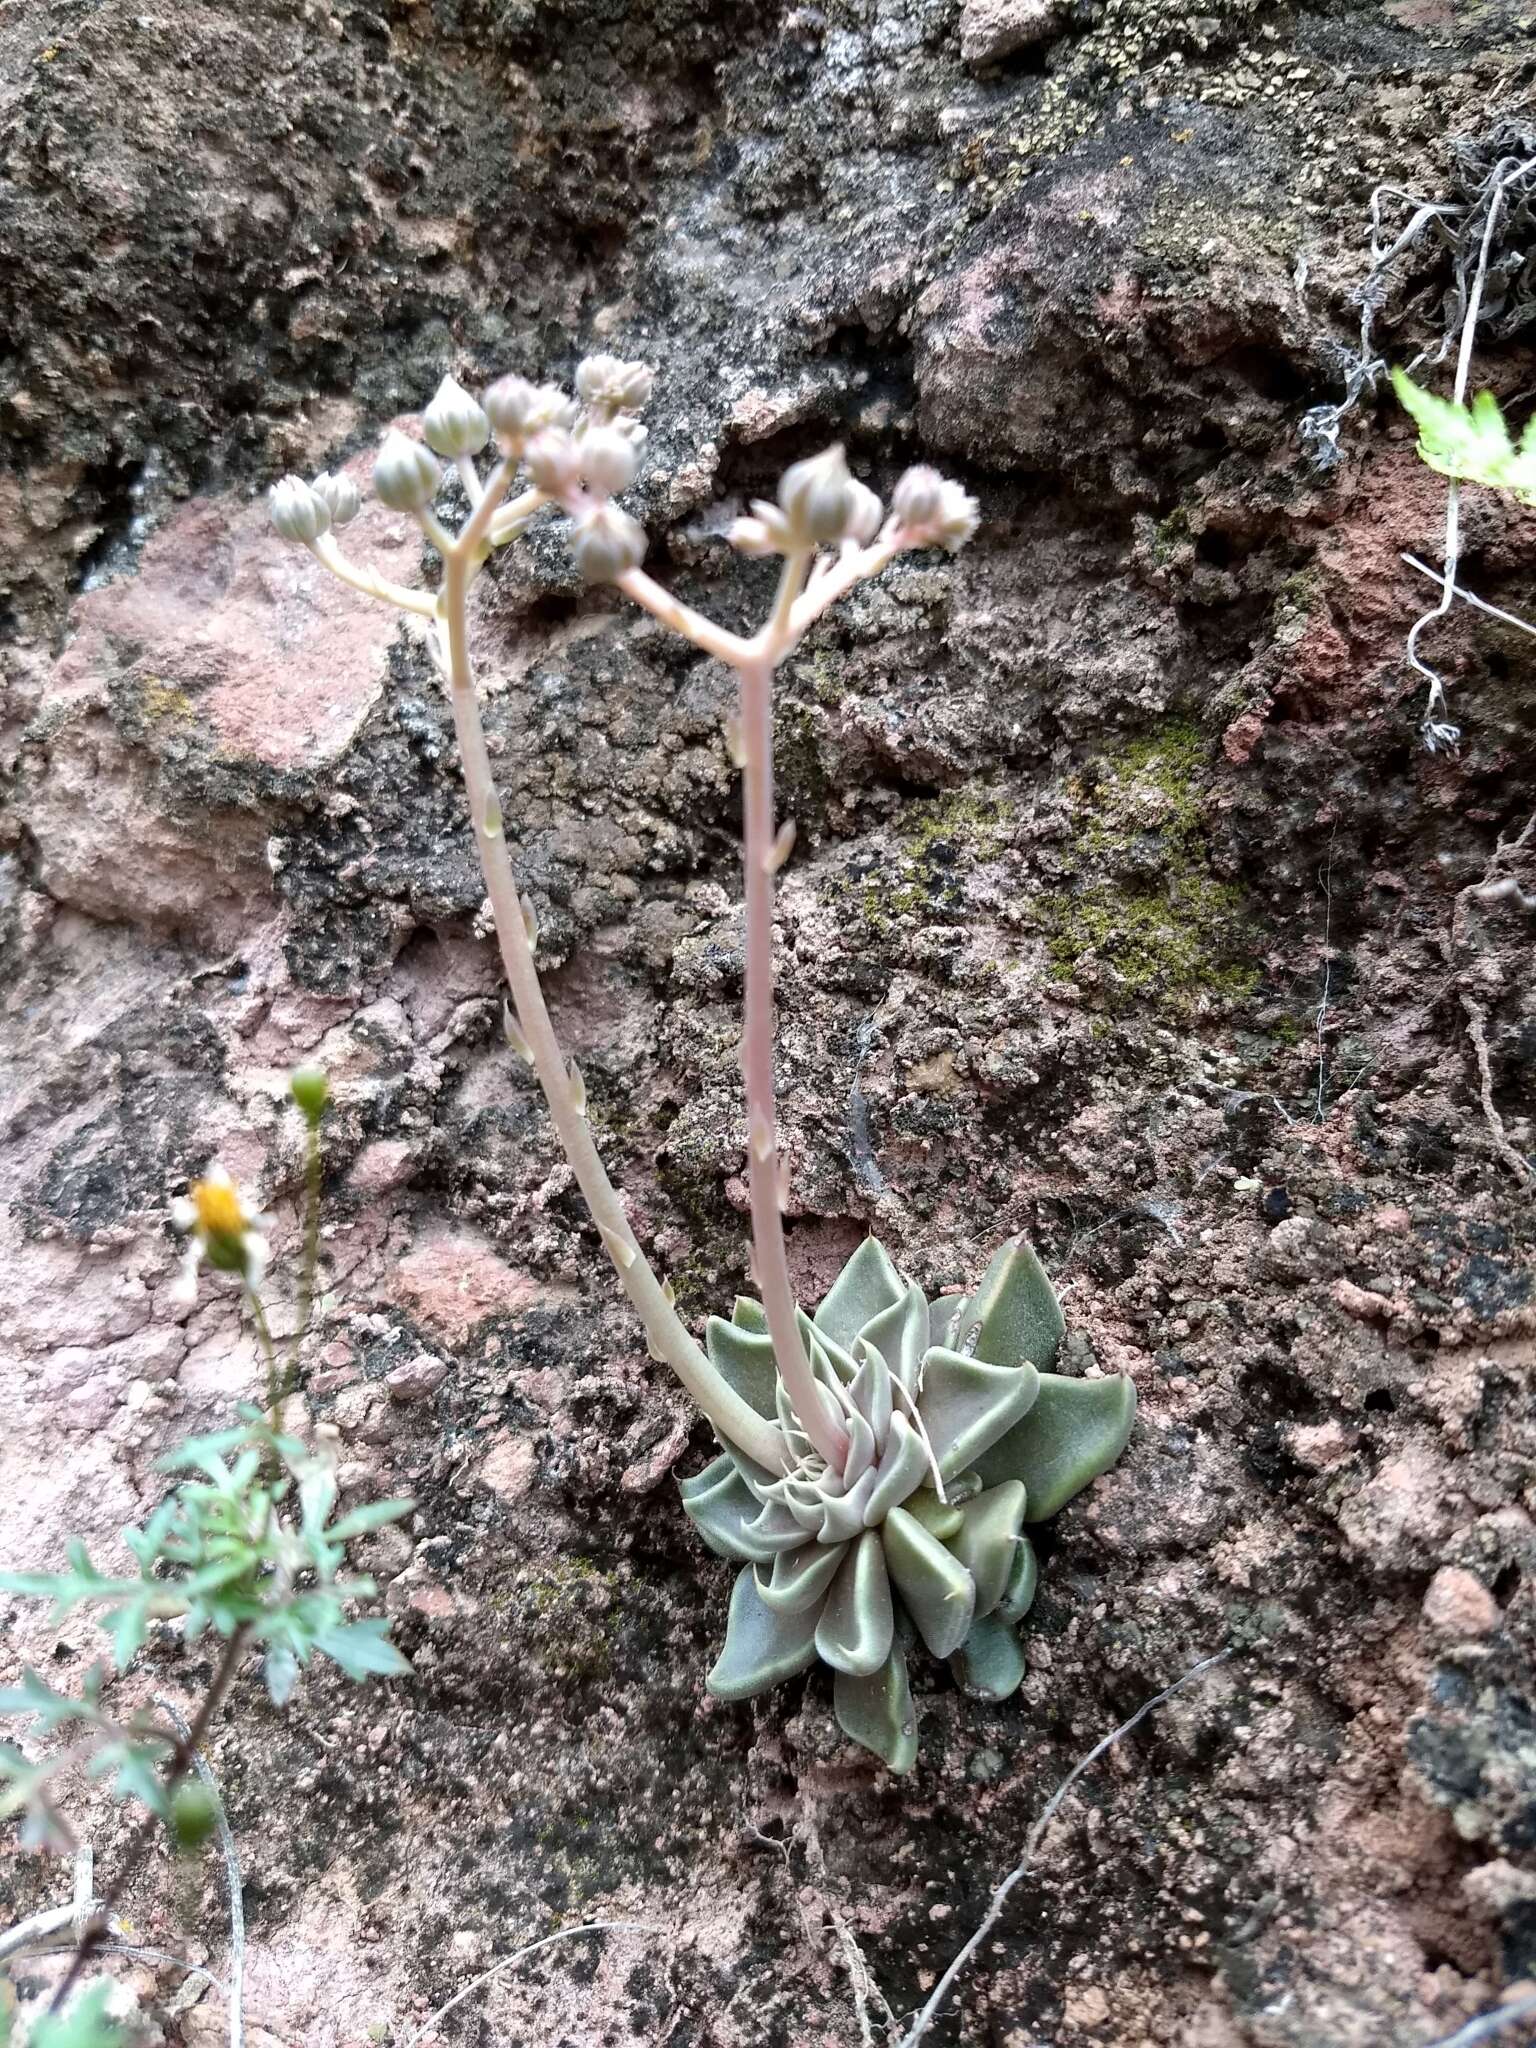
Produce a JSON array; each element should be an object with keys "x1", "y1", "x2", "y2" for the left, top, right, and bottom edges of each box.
[{"x1": 267, "y1": 365, "x2": 977, "y2": 1480}]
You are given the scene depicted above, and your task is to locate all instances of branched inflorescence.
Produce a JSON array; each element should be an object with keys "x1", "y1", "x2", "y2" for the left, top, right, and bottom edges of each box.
[{"x1": 267, "y1": 359, "x2": 1135, "y2": 1768}]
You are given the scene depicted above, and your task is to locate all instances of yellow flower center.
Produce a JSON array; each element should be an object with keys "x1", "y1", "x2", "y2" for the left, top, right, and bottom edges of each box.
[{"x1": 191, "y1": 1179, "x2": 246, "y2": 1239}]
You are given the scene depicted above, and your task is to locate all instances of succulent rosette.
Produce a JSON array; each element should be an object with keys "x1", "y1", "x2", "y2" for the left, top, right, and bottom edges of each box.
[{"x1": 680, "y1": 1237, "x2": 1135, "y2": 1771}]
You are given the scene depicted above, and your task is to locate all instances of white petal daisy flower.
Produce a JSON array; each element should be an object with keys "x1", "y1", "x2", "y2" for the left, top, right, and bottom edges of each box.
[{"x1": 170, "y1": 1165, "x2": 272, "y2": 1303}]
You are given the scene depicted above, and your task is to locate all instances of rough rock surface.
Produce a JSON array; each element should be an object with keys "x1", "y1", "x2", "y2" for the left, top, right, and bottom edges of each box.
[{"x1": 2, "y1": 3, "x2": 1534, "y2": 2045}]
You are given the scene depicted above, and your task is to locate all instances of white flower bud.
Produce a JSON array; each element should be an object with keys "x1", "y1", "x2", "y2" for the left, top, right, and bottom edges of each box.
[
  {"x1": 310, "y1": 471, "x2": 361, "y2": 527},
  {"x1": 891, "y1": 465, "x2": 945, "y2": 528},
  {"x1": 570, "y1": 504, "x2": 647, "y2": 582},
  {"x1": 845, "y1": 477, "x2": 884, "y2": 544},
  {"x1": 372, "y1": 430, "x2": 442, "y2": 512},
  {"x1": 268, "y1": 475, "x2": 331, "y2": 544},
  {"x1": 777, "y1": 444, "x2": 857, "y2": 546},
  {"x1": 577, "y1": 424, "x2": 637, "y2": 497},
  {"x1": 484, "y1": 374, "x2": 541, "y2": 441},
  {"x1": 524, "y1": 429, "x2": 580, "y2": 496},
  {"x1": 892, "y1": 468, "x2": 979, "y2": 552},
  {"x1": 422, "y1": 374, "x2": 491, "y2": 457},
  {"x1": 576, "y1": 354, "x2": 654, "y2": 416}
]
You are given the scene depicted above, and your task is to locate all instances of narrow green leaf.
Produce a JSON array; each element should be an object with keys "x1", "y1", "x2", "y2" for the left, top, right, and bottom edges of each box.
[{"x1": 313, "y1": 1619, "x2": 412, "y2": 1682}]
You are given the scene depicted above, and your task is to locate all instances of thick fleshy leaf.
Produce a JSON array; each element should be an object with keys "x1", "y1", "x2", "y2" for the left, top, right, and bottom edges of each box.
[
  {"x1": 858, "y1": 1283, "x2": 928, "y2": 1397},
  {"x1": 744, "y1": 1497, "x2": 826, "y2": 1555},
  {"x1": 843, "y1": 1410, "x2": 878, "y2": 1487},
  {"x1": 882, "y1": 1505, "x2": 976, "y2": 1659},
  {"x1": 814, "y1": 1238, "x2": 906, "y2": 1351},
  {"x1": 732, "y1": 1296, "x2": 769, "y2": 1332},
  {"x1": 815, "y1": 1529, "x2": 894, "y2": 1676},
  {"x1": 918, "y1": 1348, "x2": 1040, "y2": 1480},
  {"x1": 799, "y1": 1309, "x2": 858, "y2": 1388},
  {"x1": 902, "y1": 1486, "x2": 965, "y2": 1543},
  {"x1": 928, "y1": 1292, "x2": 964, "y2": 1351},
  {"x1": 950, "y1": 1612, "x2": 1028, "y2": 1702},
  {"x1": 759, "y1": 1540, "x2": 848, "y2": 1614},
  {"x1": 997, "y1": 1535, "x2": 1038, "y2": 1624},
  {"x1": 815, "y1": 1468, "x2": 879, "y2": 1544},
  {"x1": 947, "y1": 1481, "x2": 1026, "y2": 1618},
  {"x1": 834, "y1": 1638, "x2": 919, "y2": 1774},
  {"x1": 848, "y1": 1344, "x2": 894, "y2": 1440},
  {"x1": 972, "y1": 1373, "x2": 1136, "y2": 1519},
  {"x1": 705, "y1": 1316, "x2": 780, "y2": 1419},
  {"x1": 952, "y1": 1238, "x2": 1065, "y2": 1372},
  {"x1": 707, "y1": 1567, "x2": 821, "y2": 1701},
  {"x1": 861, "y1": 1413, "x2": 932, "y2": 1525},
  {"x1": 680, "y1": 1455, "x2": 783, "y2": 1563}
]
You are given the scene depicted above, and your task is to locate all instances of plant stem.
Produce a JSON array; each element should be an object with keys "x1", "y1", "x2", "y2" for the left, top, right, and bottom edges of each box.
[
  {"x1": 438, "y1": 500, "x2": 789, "y2": 1474},
  {"x1": 246, "y1": 1291, "x2": 282, "y2": 1432},
  {"x1": 309, "y1": 536, "x2": 437, "y2": 618},
  {"x1": 734, "y1": 551, "x2": 849, "y2": 1471},
  {"x1": 285, "y1": 1120, "x2": 323, "y2": 1386},
  {"x1": 48, "y1": 1626, "x2": 252, "y2": 2016}
]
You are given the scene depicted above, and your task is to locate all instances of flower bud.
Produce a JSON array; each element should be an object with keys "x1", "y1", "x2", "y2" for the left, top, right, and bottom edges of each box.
[
  {"x1": 268, "y1": 475, "x2": 331, "y2": 544},
  {"x1": 570, "y1": 504, "x2": 647, "y2": 582},
  {"x1": 310, "y1": 471, "x2": 361, "y2": 527},
  {"x1": 576, "y1": 354, "x2": 654, "y2": 416},
  {"x1": 891, "y1": 466, "x2": 944, "y2": 528},
  {"x1": 290, "y1": 1064, "x2": 330, "y2": 1126},
  {"x1": 777, "y1": 444, "x2": 857, "y2": 546},
  {"x1": 845, "y1": 477, "x2": 884, "y2": 544},
  {"x1": 525, "y1": 385, "x2": 578, "y2": 434},
  {"x1": 891, "y1": 468, "x2": 978, "y2": 550},
  {"x1": 524, "y1": 429, "x2": 580, "y2": 496},
  {"x1": 577, "y1": 424, "x2": 637, "y2": 497},
  {"x1": 422, "y1": 374, "x2": 491, "y2": 458},
  {"x1": 372, "y1": 430, "x2": 442, "y2": 512},
  {"x1": 483, "y1": 374, "x2": 541, "y2": 443},
  {"x1": 170, "y1": 1782, "x2": 219, "y2": 1853}
]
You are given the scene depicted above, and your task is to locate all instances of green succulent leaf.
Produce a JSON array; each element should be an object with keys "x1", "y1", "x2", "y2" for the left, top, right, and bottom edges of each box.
[
  {"x1": 954, "y1": 1237, "x2": 1066, "y2": 1372},
  {"x1": 860, "y1": 1413, "x2": 933, "y2": 1524},
  {"x1": 758, "y1": 1540, "x2": 848, "y2": 1614},
  {"x1": 856, "y1": 1283, "x2": 928, "y2": 1396},
  {"x1": 707, "y1": 1567, "x2": 821, "y2": 1701},
  {"x1": 704, "y1": 1316, "x2": 780, "y2": 1419},
  {"x1": 881, "y1": 1505, "x2": 976, "y2": 1660},
  {"x1": 680, "y1": 1453, "x2": 786, "y2": 1563},
  {"x1": 813, "y1": 1237, "x2": 905, "y2": 1351},
  {"x1": 834, "y1": 1639, "x2": 919, "y2": 1775},
  {"x1": 951, "y1": 1612, "x2": 1028, "y2": 1702},
  {"x1": 731, "y1": 1295, "x2": 769, "y2": 1331},
  {"x1": 901, "y1": 1486, "x2": 965, "y2": 1543},
  {"x1": 919, "y1": 1347, "x2": 1040, "y2": 1480},
  {"x1": 972, "y1": 1371, "x2": 1136, "y2": 1518},
  {"x1": 814, "y1": 1529, "x2": 895, "y2": 1678},
  {"x1": 996, "y1": 1534, "x2": 1039, "y2": 1624},
  {"x1": 947, "y1": 1481, "x2": 1027, "y2": 1618}
]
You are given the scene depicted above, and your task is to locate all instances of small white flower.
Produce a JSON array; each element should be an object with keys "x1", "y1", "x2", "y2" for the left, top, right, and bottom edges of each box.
[
  {"x1": 372, "y1": 430, "x2": 442, "y2": 512},
  {"x1": 570, "y1": 504, "x2": 647, "y2": 581},
  {"x1": 575, "y1": 354, "x2": 654, "y2": 417},
  {"x1": 422, "y1": 374, "x2": 491, "y2": 458},
  {"x1": 268, "y1": 476, "x2": 331, "y2": 544},
  {"x1": 524, "y1": 428, "x2": 581, "y2": 496},
  {"x1": 777, "y1": 445, "x2": 857, "y2": 546},
  {"x1": 310, "y1": 471, "x2": 362, "y2": 527},
  {"x1": 576, "y1": 424, "x2": 638, "y2": 497},
  {"x1": 170, "y1": 1165, "x2": 271, "y2": 1303}
]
